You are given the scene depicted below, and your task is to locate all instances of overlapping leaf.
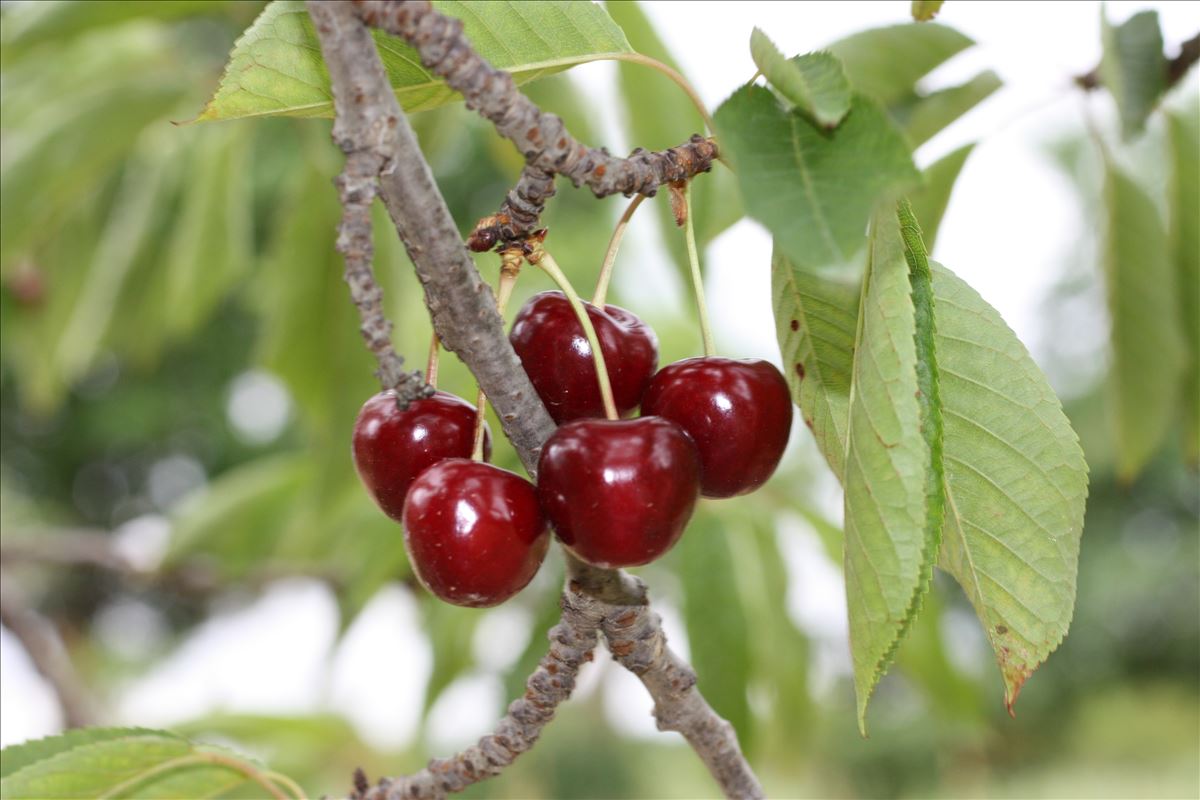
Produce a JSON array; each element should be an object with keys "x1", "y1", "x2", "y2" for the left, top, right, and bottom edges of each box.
[
  {"x1": 906, "y1": 143, "x2": 975, "y2": 251},
  {"x1": 198, "y1": 0, "x2": 632, "y2": 121},
  {"x1": 750, "y1": 29, "x2": 850, "y2": 128},
  {"x1": 715, "y1": 86, "x2": 918, "y2": 274},
  {"x1": 1100, "y1": 9, "x2": 1166, "y2": 140},
  {"x1": 1167, "y1": 103, "x2": 1199, "y2": 461},
  {"x1": 896, "y1": 70, "x2": 1000, "y2": 148},
  {"x1": 1102, "y1": 163, "x2": 1184, "y2": 479}
]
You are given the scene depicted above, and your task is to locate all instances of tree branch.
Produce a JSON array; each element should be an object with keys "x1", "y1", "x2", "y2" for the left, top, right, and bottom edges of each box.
[
  {"x1": 351, "y1": 0, "x2": 718, "y2": 250},
  {"x1": 306, "y1": 2, "x2": 761, "y2": 797},
  {"x1": 0, "y1": 574, "x2": 98, "y2": 729}
]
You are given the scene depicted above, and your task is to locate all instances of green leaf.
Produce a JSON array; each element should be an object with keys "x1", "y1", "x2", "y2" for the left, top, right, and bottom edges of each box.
[
  {"x1": 198, "y1": 0, "x2": 632, "y2": 121},
  {"x1": 911, "y1": 1, "x2": 944, "y2": 22},
  {"x1": 714, "y1": 86, "x2": 918, "y2": 274},
  {"x1": 931, "y1": 261, "x2": 1088, "y2": 712},
  {"x1": 0, "y1": 727, "x2": 297, "y2": 799},
  {"x1": 679, "y1": 510, "x2": 754, "y2": 750},
  {"x1": 827, "y1": 23, "x2": 973, "y2": 107},
  {"x1": 1103, "y1": 162, "x2": 1184, "y2": 480},
  {"x1": 896, "y1": 70, "x2": 1000, "y2": 148},
  {"x1": 422, "y1": 601, "x2": 481, "y2": 714},
  {"x1": 906, "y1": 142, "x2": 974, "y2": 251},
  {"x1": 772, "y1": 244, "x2": 859, "y2": 478},
  {"x1": 1167, "y1": 104, "x2": 1200, "y2": 462},
  {"x1": 1100, "y1": 9, "x2": 1166, "y2": 140},
  {"x1": 842, "y1": 206, "x2": 939, "y2": 732},
  {"x1": 749, "y1": 30, "x2": 850, "y2": 128}
]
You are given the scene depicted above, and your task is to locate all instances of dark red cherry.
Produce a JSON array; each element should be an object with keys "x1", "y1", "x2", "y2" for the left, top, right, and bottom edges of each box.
[
  {"x1": 641, "y1": 357, "x2": 793, "y2": 498},
  {"x1": 403, "y1": 459, "x2": 549, "y2": 608},
  {"x1": 352, "y1": 390, "x2": 491, "y2": 522},
  {"x1": 537, "y1": 417, "x2": 700, "y2": 568},
  {"x1": 509, "y1": 291, "x2": 658, "y2": 423}
]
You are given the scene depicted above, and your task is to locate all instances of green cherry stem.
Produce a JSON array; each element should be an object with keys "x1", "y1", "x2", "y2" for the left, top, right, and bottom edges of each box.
[
  {"x1": 592, "y1": 193, "x2": 646, "y2": 308},
  {"x1": 531, "y1": 246, "x2": 619, "y2": 421},
  {"x1": 683, "y1": 184, "x2": 717, "y2": 357},
  {"x1": 609, "y1": 52, "x2": 715, "y2": 134},
  {"x1": 472, "y1": 252, "x2": 522, "y2": 460},
  {"x1": 426, "y1": 331, "x2": 440, "y2": 388}
]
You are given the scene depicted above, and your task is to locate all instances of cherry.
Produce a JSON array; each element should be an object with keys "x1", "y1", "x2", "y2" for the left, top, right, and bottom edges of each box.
[
  {"x1": 352, "y1": 390, "x2": 491, "y2": 522},
  {"x1": 403, "y1": 459, "x2": 549, "y2": 607},
  {"x1": 509, "y1": 291, "x2": 658, "y2": 423},
  {"x1": 641, "y1": 357, "x2": 792, "y2": 498},
  {"x1": 537, "y1": 417, "x2": 700, "y2": 568}
]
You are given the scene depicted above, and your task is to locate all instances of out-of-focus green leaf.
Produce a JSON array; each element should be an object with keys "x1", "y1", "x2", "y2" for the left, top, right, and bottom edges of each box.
[
  {"x1": 843, "y1": 207, "x2": 939, "y2": 733},
  {"x1": 1102, "y1": 163, "x2": 1184, "y2": 479},
  {"x1": 911, "y1": 1, "x2": 944, "y2": 22},
  {"x1": 502, "y1": 586, "x2": 565, "y2": 701},
  {"x1": 715, "y1": 86, "x2": 918, "y2": 275},
  {"x1": 897, "y1": 70, "x2": 1000, "y2": 148},
  {"x1": 679, "y1": 510, "x2": 753, "y2": 749},
  {"x1": 198, "y1": 0, "x2": 632, "y2": 122},
  {"x1": 605, "y1": 0, "x2": 741, "y2": 286},
  {"x1": 422, "y1": 601, "x2": 481, "y2": 714},
  {"x1": 0, "y1": 727, "x2": 297, "y2": 800},
  {"x1": 771, "y1": 244, "x2": 859, "y2": 478},
  {"x1": 1100, "y1": 9, "x2": 1166, "y2": 140},
  {"x1": 162, "y1": 124, "x2": 253, "y2": 338},
  {"x1": 895, "y1": 589, "x2": 983, "y2": 721},
  {"x1": 931, "y1": 261, "x2": 1088, "y2": 713},
  {"x1": 907, "y1": 143, "x2": 974, "y2": 252},
  {"x1": 1167, "y1": 104, "x2": 1199, "y2": 461},
  {"x1": 827, "y1": 23, "x2": 973, "y2": 107},
  {"x1": 749, "y1": 30, "x2": 850, "y2": 128}
]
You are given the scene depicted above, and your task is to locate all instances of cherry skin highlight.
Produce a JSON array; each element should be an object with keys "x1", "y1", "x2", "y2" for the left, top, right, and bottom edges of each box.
[
  {"x1": 641, "y1": 357, "x2": 793, "y2": 498},
  {"x1": 352, "y1": 390, "x2": 491, "y2": 522},
  {"x1": 537, "y1": 417, "x2": 700, "y2": 568},
  {"x1": 509, "y1": 291, "x2": 658, "y2": 423},
  {"x1": 403, "y1": 459, "x2": 549, "y2": 608}
]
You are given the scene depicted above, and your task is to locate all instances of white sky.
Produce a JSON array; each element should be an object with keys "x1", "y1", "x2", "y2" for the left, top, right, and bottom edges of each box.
[{"x1": 3, "y1": 0, "x2": 1197, "y2": 756}]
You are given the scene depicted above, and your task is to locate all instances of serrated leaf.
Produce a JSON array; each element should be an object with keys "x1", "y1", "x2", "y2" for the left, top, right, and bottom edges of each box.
[
  {"x1": 911, "y1": 1, "x2": 944, "y2": 22},
  {"x1": 1100, "y1": 9, "x2": 1166, "y2": 140},
  {"x1": 931, "y1": 261, "x2": 1088, "y2": 712},
  {"x1": 0, "y1": 727, "x2": 295, "y2": 800},
  {"x1": 198, "y1": 0, "x2": 632, "y2": 121},
  {"x1": 842, "y1": 206, "x2": 940, "y2": 733},
  {"x1": 749, "y1": 30, "x2": 850, "y2": 128},
  {"x1": 906, "y1": 143, "x2": 974, "y2": 251},
  {"x1": 715, "y1": 86, "x2": 918, "y2": 274},
  {"x1": 896, "y1": 70, "x2": 1000, "y2": 148},
  {"x1": 1103, "y1": 162, "x2": 1184, "y2": 479},
  {"x1": 827, "y1": 23, "x2": 973, "y2": 107},
  {"x1": 772, "y1": 245, "x2": 859, "y2": 477},
  {"x1": 1167, "y1": 105, "x2": 1200, "y2": 461}
]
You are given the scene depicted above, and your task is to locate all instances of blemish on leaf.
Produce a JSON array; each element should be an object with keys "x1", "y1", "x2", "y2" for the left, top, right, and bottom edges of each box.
[
  {"x1": 790, "y1": 319, "x2": 799, "y2": 331},
  {"x1": 995, "y1": 624, "x2": 1008, "y2": 635},
  {"x1": 795, "y1": 362, "x2": 806, "y2": 379}
]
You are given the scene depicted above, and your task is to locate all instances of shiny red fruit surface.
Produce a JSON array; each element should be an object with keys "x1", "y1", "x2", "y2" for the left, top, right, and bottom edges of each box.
[
  {"x1": 537, "y1": 417, "x2": 700, "y2": 568},
  {"x1": 403, "y1": 459, "x2": 549, "y2": 608},
  {"x1": 641, "y1": 357, "x2": 793, "y2": 498},
  {"x1": 352, "y1": 390, "x2": 490, "y2": 521},
  {"x1": 509, "y1": 291, "x2": 658, "y2": 423}
]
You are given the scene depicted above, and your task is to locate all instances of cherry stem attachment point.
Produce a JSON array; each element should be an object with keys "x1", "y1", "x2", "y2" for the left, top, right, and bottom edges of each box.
[
  {"x1": 473, "y1": 251, "x2": 522, "y2": 460},
  {"x1": 592, "y1": 194, "x2": 646, "y2": 308},
  {"x1": 426, "y1": 331, "x2": 440, "y2": 389},
  {"x1": 682, "y1": 184, "x2": 716, "y2": 357},
  {"x1": 530, "y1": 246, "x2": 619, "y2": 421}
]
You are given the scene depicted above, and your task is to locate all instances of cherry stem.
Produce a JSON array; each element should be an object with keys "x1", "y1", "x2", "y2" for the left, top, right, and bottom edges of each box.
[
  {"x1": 426, "y1": 331, "x2": 440, "y2": 389},
  {"x1": 531, "y1": 247, "x2": 619, "y2": 421},
  {"x1": 592, "y1": 194, "x2": 646, "y2": 308},
  {"x1": 683, "y1": 184, "x2": 716, "y2": 357},
  {"x1": 472, "y1": 253, "x2": 522, "y2": 461},
  {"x1": 610, "y1": 52, "x2": 715, "y2": 135}
]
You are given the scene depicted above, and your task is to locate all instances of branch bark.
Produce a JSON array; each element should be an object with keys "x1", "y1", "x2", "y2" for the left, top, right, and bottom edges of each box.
[{"x1": 306, "y1": 2, "x2": 762, "y2": 798}]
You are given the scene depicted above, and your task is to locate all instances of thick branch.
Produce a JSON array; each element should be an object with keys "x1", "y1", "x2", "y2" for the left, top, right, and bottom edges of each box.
[
  {"x1": 0, "y1": 574, "x2": 98, "y2": 729},
  {"x1": 307, "y1": 3, "x2": 760, "y2": 797},
  {"x1": 352, "y1": 0, "x2": 718, "y2": 248}
]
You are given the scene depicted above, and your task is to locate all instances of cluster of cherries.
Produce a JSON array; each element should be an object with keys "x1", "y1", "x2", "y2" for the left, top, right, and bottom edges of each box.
[{"x1": 353, "y1": 291, "x2": 792, "y2": 608}]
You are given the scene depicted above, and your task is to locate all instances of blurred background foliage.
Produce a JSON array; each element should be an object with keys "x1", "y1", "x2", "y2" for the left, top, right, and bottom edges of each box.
[{"x1": 0, "y1": 1, "x2": 1196, "y2": 798}]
